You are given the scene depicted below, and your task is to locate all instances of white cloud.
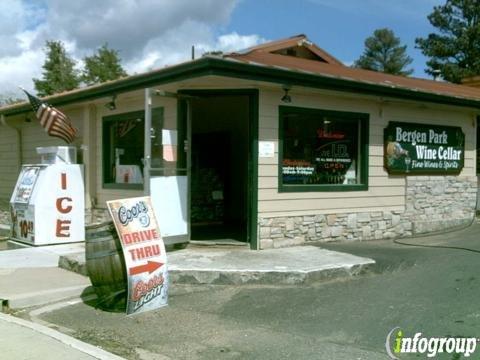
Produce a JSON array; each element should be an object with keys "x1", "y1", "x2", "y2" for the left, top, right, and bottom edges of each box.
[
  {"x1": 126, "y1": 28, "x2": 266, "y2": 74},
  {"x1": 214, "y1": 33, "x2": 265, "y2": 52},
  {"x1": 0, "y1": 0, "x2": 266, "y2": 95},
  {"x1": 0, "y1": 0, "x2": 27, "y2": 57},
  {"x1": 0, "y1": 48, "x2": 44, "y2": 95},
  {"x1": 33, "y1": 0, "x2": 239, "y2": 57}
]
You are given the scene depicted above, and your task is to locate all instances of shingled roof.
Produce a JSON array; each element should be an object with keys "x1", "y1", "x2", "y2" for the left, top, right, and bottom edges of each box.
[
  {"x1": 225, "y1": 34, "x2": 480, "y2": 102},
  {"x1": 233, "y1": 34, "x2": 345, "y2": 66}
]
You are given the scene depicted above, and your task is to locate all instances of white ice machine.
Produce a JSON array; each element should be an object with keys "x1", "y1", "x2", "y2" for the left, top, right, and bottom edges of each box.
[{"x1": 9, "y1": 146, "x2": 85, "y2": 245}]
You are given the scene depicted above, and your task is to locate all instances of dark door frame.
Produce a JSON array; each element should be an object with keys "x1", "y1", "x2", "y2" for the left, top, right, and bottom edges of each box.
[{"x1": 178, "y1": 89, "x2": 259, "y2": 250}]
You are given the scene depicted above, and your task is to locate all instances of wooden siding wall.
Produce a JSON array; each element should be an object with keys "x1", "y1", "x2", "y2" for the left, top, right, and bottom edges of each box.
[
  {"x1": 0, "y1": 107, "x2": 84, "y2": 199},
  {"x1": 21, "y1": 107, "x2": 84, "y2": 164},
  {"x1": 0, "y1": 94, "x2": 178, "y2": 205},
  {"x1": 258, "y1": 88, "x2": 477, "y2": 218},
  {"x1": 0, "y1": 121, "x2": 20, "y2": 198}
]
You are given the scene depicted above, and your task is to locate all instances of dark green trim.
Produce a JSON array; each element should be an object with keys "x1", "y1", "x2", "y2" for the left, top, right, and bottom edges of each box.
[
  {"x1": 102, "y1": 109, "x2": 146, "y2": 122},
  {"x1": 102, "y1": 183, "x2": 143, "y2": 190},
  {"x1": 1, "y1": 60, "x2": 216, "y2": 116},
  {"x1": 477, "y1": 116, "x2": 480, "y2": 175},
  {"x1": 3, "y1": 57, "x2": 480, "y2": 117},
  {"x1": 102, "y1": 108, "x2": 163, "y2": 190},
  {"x1": 178, "y1": 89, "x2": 259, "y2": 250},
  {"x1": 249, "y1": 90, "x2": 259, "y2": 250},
  {"x1": 278, "y1": 105, "x2": 369, "y2": 192},
  {"x1": 102, "y1": 109, "x2": 145, "y2": 190},
  {"x1": 361, "y1": 117, "x2": 370, "y2": 188},
  {"x1": 205, "y1": 58, "x2": 480, "y2": 109}
]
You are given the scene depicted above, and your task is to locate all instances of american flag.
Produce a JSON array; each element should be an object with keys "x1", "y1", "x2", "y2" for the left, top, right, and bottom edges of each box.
[{"x1": 23, "y1": 90, "x2": 77, "y2": 144}]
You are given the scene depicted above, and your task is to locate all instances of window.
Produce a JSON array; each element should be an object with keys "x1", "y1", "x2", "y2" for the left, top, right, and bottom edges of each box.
[
  {"x1": 279, "y1": 106, "x2": 369, "y2": 192},
  {"x1": 103, "y1": 110, "x2": 147, "y2": 189}
]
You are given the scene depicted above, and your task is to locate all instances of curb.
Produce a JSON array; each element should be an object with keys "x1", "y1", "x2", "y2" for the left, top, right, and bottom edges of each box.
[{"x1": 0, "y1": 312, "x2": 125, "y2": 360}]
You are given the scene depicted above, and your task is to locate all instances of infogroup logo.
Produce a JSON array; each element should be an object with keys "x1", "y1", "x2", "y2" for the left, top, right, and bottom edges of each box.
[{"x1": 385, "y1": 327, "x2": 478, "y2": 359}]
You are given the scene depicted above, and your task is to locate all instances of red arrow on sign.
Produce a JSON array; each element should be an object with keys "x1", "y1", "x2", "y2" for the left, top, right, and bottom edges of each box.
[{"x1": 129, "y1": 261, "x2": 163, "y2": 276}]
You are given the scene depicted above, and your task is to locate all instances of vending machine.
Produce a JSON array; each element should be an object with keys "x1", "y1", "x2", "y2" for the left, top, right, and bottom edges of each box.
[{"x1": 9, "y1": 146, "x2": 85, "y2": 245}]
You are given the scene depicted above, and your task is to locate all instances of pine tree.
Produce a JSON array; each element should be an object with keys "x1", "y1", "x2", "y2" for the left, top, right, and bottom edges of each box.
[
  {"x1": 0, "y1": 93, "x2": 23, "y2": 106},
  {"x1": 33, "y1": 40, "x2": 80, "y2": 96},
  {"x1": 82, "y1": 44, "x2": 128, "y2": 86},
  {"x1": 416, "y1": 0, "x2": 480, "y2": 83},
  {"x1": 354, "y1": 28, "x2": 413, "y2": 76}
]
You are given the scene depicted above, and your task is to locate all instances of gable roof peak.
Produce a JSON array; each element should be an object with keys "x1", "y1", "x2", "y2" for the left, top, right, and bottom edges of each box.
[{"x1": 227, "y1": 34, "x2": 344, "y2": 66}]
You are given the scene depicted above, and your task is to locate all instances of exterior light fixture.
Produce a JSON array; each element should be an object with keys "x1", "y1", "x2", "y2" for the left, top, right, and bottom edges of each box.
[
  {"x1": 105, "y1": 95, "x2": 117, "y2": 110},
  {"x1": 281, "y1": 85, "x2": 292, "y2": 103}
]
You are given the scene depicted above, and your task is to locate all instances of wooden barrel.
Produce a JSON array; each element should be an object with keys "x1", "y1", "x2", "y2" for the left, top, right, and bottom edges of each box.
[{"x1": 85, "y1": 221, "x2": 127, "y2": 311}]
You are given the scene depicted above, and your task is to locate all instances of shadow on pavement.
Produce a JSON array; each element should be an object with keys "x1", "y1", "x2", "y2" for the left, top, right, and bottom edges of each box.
[{"x1": 80, "y1": 286, "x2": 126, "y2": 313}]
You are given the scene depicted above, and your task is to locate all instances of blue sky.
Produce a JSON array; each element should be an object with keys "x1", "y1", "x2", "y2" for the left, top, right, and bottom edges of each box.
[
  {"x1": 223, "y1": 0, "x2": 443, "y2": 78},
  {"x1": 0, "y1": 0, "x2": 445, "y2": 95}
]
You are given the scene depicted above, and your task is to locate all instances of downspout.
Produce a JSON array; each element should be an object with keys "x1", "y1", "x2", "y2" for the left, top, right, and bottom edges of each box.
[{"x1": 0, "y1": 114, "x2": 22, "y2": 171}]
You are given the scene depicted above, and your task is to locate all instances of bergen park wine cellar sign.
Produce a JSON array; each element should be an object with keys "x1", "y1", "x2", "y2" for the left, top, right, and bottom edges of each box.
[{"x1": 384, "y1": 122, "x2": 464, "y2": 175}]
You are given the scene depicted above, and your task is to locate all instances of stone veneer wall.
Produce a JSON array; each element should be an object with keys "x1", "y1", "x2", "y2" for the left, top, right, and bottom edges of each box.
[{"x1": 259, "y1": 176, "x2": 478, "y2": 249}]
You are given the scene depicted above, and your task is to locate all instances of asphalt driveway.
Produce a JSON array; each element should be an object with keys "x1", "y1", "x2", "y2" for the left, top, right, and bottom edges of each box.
[{"x1": 24, "y1": 222, "x2": 480, "y2": 359}]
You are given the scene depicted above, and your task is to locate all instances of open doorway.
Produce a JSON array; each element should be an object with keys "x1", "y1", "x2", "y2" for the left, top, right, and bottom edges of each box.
[{"x1": 189, "y1": 94, "x2": 250, "y2": 242}]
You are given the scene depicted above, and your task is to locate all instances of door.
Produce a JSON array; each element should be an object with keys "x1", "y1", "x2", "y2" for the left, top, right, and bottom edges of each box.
[
  {"x1": 178, "y1": 89, "x2": 259, "y2": 250},
  {"x1": 144, "y1": 89, "x2": 189, "y2": 244}
]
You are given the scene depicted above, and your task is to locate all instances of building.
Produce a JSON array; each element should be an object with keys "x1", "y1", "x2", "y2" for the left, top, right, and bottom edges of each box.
[{"x1": 0, "y1": 34, "x2": 478, "y2": 250}]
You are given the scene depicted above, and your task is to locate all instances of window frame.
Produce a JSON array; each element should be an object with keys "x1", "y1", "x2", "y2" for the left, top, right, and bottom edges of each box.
[
  {"x1": 278, "y1": 105, "x2": 369, "y2": 192},
  {"x1": 102, "y1": 109, "x2": 146, "y2": 190},
  {"x1": 477, "y1": 116, "x2": 480, "y2": 175}
]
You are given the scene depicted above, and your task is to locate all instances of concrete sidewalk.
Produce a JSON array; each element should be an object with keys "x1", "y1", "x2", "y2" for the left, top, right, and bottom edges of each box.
[
  {"x1": 0, "y1": 243, "x2": 124, "y2": 359},
  {"x1": 0, "y1": 312, "x2": 124, "y2": 360},
  {"x1": 0, "y1": 243, "x2": 92, "y2": 310}
]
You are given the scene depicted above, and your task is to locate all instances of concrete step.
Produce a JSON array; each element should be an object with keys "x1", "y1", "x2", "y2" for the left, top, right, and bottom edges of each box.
[{"x1": 59, "y1": 245, "x2": 375, "y2": 286}]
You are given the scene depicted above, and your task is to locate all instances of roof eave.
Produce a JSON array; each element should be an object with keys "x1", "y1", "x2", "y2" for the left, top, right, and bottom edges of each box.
[
  {"x1": 2, "y1": 57, "x2": 480, "y2": 118},
  {"x1": 0, "y1": 57, "x2": 215, "y2": 117},
  {"x1": 208, "y1": 58, "x2": 480, "y2": 109}
]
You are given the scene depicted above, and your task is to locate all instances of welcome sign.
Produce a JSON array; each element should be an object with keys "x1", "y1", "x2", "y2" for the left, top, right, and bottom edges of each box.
[
  {"x1": 384, "y1": 122, "x2": 465, "y2": 175},
  {"x1": 107, "y1": 196, "x2": 168, "y2": 315}
]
